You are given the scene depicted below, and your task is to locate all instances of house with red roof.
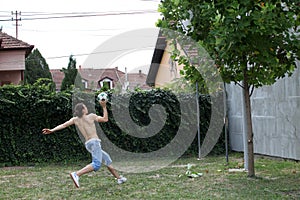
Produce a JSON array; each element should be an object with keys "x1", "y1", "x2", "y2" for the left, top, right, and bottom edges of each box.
[
  {"x1": 0, "y1": 31, "x2": 34, "y2": 85},
  {"x1": 50, "y1": 66, "x2": 151, "y2": 91},
  {"x1": 126, "y1": 70, "x2": 150, "y2": 90}
]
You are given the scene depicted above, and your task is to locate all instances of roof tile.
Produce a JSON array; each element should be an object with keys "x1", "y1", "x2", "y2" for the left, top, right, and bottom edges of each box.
[{"x1": 0, "y1": 31, "x2": 33, "y2": 49}]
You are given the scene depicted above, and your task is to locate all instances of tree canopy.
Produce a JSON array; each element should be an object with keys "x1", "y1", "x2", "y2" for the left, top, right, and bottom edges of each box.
[
  {"x1": 157, "y1": 0, "x2": 300, "y2": 177},
  {"x1": 60, "y1": 55, "x2": 83, "y2": 91},
  {"x1": 25, "y1": 48, "x2": 53, "y2": 85},
  {"x1": 157, "y1": 0, "x2": 299, "y2": 88}
]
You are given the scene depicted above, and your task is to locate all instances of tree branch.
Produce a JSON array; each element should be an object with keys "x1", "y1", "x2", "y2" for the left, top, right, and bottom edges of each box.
[
  {"x1": 249, "y1": 85, "x2": 255, "y2": 97},
  {"x1": 236, "y1": 81, "x2": 245, "y2": 89}
]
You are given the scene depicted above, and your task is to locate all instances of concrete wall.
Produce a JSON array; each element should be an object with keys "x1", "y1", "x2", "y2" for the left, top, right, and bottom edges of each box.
[{"x1": 227, "y1": 61, "x2": 300, "y2": 160}]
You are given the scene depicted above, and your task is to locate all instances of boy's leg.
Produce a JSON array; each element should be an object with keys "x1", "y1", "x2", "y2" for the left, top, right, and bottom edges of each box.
[
  {"x1": 101, "y1": 150, "x2": 120, "y2": 178},
  {"x1": 107, "y1": 165, "x2": 127, "y2": 184},
  {"x1": 70, "y1": 140, "x2": 104, "y2": 188},
  {"x1": 70, "y1": 164, "x2": 94, "y2": 188},
  {"x1": 102, "y1": 150, "x2": 126, "y2": 184},
  {"x1": 107, "y1": 164, "x2": 120, "y2": 179},
  {"x1": 80, "y1": 140, "x2": 103, "y2": 176},
  {"x1": 76, "y1": 164, "x2": 94, "y2": 176}
]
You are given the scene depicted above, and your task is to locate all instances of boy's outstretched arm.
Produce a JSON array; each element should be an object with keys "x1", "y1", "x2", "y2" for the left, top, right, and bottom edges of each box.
[
  {"x1": 42, "y1": 118, "x2": 75, "y2": 134},
  {"x1": 96, "y1": 100, "x2": 108, "y2": 122}
]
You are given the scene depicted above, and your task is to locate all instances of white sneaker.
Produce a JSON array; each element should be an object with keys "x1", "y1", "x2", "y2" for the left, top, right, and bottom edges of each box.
[
  {"x1": 70, "y1": 172, "x2": 80, "y2": 188},
  {"x1": 117, "y1": 176, "x2": 127, "y2": 184}
]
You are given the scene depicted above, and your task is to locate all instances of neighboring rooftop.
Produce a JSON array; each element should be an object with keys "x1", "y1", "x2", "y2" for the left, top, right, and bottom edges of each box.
[
  {"x1": 50, "y1": 67, "x2": 151, "y2": 91},
  {"x1": 79, "y1": 67, "x2": 125, "y2": 86},
  {"x1": 125, "y1": 70, "x2": 151, "y2": 90},
  {"x1": 0, "y1": 31, "x2": 34, "y2": 56}
]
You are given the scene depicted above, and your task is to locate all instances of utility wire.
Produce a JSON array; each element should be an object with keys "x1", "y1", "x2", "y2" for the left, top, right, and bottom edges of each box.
[
  {"x1": 0, "y1": 9, "x2": 159, "y2": 66},
  {"x1": 20, "y1": 11, "x2": 123, "y2": 16},
  {"x1": 0, "y1": 10, "x2": 158, "y2": 21},
  {"x1": 0, "y1": 45, "x2": 155, "y2": 66}
]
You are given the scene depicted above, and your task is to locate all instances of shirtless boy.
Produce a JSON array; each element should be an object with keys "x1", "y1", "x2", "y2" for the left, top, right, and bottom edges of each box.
[{"x1": 42, "y1": 100, "x2": 126, "y2": 188}]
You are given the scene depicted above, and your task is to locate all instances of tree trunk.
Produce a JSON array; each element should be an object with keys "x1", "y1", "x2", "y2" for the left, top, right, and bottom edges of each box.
[{"x1": 243, "y1": 72, "x2": 255, "y2": 177}]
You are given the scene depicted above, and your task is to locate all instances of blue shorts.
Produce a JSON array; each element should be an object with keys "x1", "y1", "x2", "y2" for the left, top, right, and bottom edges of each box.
[{"x1": 85, "y1": 138, "x2": 112, "y2": 171}]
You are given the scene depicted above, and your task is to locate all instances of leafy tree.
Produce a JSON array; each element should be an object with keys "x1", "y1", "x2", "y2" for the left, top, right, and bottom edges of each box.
[
  {"x1": 60, "y1": 55, "x2": 83, "y2": 91},
  {"x1": 157, "y1": 0, "x2": 300, "y2": 177},
  {"x1": 33, "y1": 78, "x2": 56, "y2": 92},
  {"x1": 25, "y1": 48, "x2": 54, "y2": 86}
]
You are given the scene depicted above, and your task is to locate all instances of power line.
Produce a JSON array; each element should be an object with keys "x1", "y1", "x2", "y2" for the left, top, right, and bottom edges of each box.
[
  {"x1": 0, "y1": 9, "x2": 159, "y2": 40},
  {"x1": 20, "y1": 11, "x2": 120, "y2": 16},
  {"x1": 0, "y1": 45, "x2": 155, "y2": 66},
  {"x1": 0, "y1": 9, "x2": 159, "y2": 67},
  {"x1": 0, "y1": 10, "x2": 158, "y2": 22}
]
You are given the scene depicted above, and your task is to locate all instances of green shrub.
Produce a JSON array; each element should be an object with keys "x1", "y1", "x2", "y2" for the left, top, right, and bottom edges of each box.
[{"x1": 0, "y1": 84, "x2": 225, "y2": 166}]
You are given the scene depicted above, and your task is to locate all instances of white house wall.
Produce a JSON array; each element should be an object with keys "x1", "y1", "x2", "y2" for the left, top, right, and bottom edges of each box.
[{"x1": 227, "y1": 60, "x2": 300, "y2": 160}]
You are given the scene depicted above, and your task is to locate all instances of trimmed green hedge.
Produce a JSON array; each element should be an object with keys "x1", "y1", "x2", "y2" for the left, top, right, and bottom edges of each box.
[
  {"x1": 0, "y1": 84, "x2": 225, "y2": 166},
  {"x1": 0, "y1": 84, "x2": 86, "y2": 166}
]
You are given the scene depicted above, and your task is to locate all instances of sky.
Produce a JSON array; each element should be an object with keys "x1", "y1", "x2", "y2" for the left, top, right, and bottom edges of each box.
[{"x1": 0, "y1": 0, "x2": 161, "y2": 73}]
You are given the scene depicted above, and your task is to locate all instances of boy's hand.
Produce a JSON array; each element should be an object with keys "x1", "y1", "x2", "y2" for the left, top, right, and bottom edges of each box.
[
  {"x1": 99, "y1": 100, "x2": 107, "y2": 107},
  {"x1": 42, "y1": 128, "x2": 52, "y2": 134}
]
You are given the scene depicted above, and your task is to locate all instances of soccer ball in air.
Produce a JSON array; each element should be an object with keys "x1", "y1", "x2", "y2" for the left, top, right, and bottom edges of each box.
[{"x1": 97, "y1": 92, "x2": 108, "y2": 102}]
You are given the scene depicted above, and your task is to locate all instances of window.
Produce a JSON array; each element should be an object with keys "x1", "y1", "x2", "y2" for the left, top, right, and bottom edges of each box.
[
  {"x1": 98, "y1": 78, "x2": 113, "y2": 89},
  {"x1": 102, "y1": 81, "x2": 111, "y2": 89}
]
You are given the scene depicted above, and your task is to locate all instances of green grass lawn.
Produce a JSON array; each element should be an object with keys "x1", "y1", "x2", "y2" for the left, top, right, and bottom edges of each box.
[{"x1": 1, "y1": 153, "x2": 299, "y2": 200}]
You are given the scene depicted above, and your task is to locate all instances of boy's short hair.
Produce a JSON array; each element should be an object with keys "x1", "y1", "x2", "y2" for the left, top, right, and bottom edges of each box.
[{"x1": 74, "y1": 103, "x2": 85, "y2": 118}]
